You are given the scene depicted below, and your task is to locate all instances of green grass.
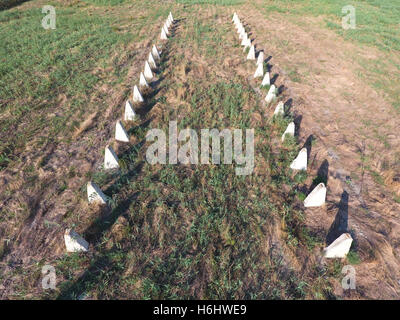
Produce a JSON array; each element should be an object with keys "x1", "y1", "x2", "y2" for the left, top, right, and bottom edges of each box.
[
  {"x1": 54, "y1": 80, "x2": 316, "y2": 298},
  {"x1": 287, "y1": 68, "x2": 301, "y2": 83},
  {"x1": 0, "y1": 0, "x2": 27, "y2": 10},
  {"x1": 47, "y1": 10, "x2": 330, "y2": 300},
  {"x1": 1, "y1": 0, "x2": 338, "y2": 300},
  {"x1": 255, "y1": 0, "x2": 400, "y2": 113},
  {"x1": 176, "y1": 0, "x2": 243, "y2": 5},
  {"x1": 261, "y1": 0, "x2": 400, "y2": 52},
  {"x1": 0, "y1": 4, "x2": 125, "y2": 168},
  {"x1": 0, "y1": 0, "x2": 171, "y2": 170},
  {"x1": 347, "y1": 250, "x2": 361, "y2": 265},
  {"x1": 82, "y1": 0, "x2": 129, "y2": 5}
]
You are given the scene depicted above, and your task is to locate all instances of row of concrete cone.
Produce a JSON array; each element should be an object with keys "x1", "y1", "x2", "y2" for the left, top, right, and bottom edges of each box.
[
  {"x1": 65, "y1": 12, "x2": 175, "y2": 253},
  {"x1": 232, "y1": 12, "x2": 352, "y2": 259},
  {"x1": 66, "y1": 12, "x2": 351, "y2": 259},
  {"x1": 161, "y1": 12, "x2": 174, "y2": 40},
  {"x1": 233, "y1": 14, "x2": 274, "y2": 104}
]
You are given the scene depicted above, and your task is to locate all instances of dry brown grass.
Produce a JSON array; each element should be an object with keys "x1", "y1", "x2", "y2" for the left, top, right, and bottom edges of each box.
[{"x1": 72, "y1": 112, "x2": 98, "y2": 139}]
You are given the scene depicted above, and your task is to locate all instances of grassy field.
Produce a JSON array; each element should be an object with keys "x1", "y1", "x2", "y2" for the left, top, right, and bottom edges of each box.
[
  {"x1": 250, "y1": 0, "x2": 400, "y2": 209},
  {"x1": 256, "y1": 0, "x2": 400, "y2": 112},
  {"x1": 0, "y1": 0, "x2": 399, "y2": 300},
  {"x1": 50, "y1": 4, "x2": 330, "y2": 300},
  {"x1": 0, "y1": 0, "x2": 169, "y2": 169}
]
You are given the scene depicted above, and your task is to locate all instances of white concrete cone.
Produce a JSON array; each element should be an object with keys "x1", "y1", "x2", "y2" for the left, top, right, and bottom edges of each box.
[
  {"x1": 247, "y1": 45, "x2": 256, "y2": 60},
  {"x1": 104, "y1": 145, "x2": 119, "y2": 169},
  {"x1": 169, "y1": 12, "x2": 173, "y2": 22},
  {"x1": 166, "y1": 19, "x2": 171, "y2": 29},
  {"x1": 139, "y1": 72, "x2": 149, "y2": 88},
  {"x1": 64, "y1": 229, "x2": 89, "y2": 253},
  {"x1": 163, "y1": 24, "x2": 169, "y2": 36},
  {"x1": 87, "y1": 181, "x2": 107, "y2": 204},
  {"x1": 240, "y1": 34, "x2": 248, "y2": 46},
  {"x1": 167, "y1": 15, "x2": 173, "y2": 27},
  {"x1": 265, "y1": 84, "x2": 276, "y2": 104},
  {"x1": 323, "y1": 233, "x2": 353, "y2": 258},
  {"x1": 257, "y1": 51, "x2": 264, "y2": 65},
  {"x1": 304, "y1": 182, "x2": 327, "y2": 207},
  {"x1": 152, "y1": 45, "x2": 161, "y2": 60},
  {"x1": 243, "y1": 38, "x2": 251, "y2": 51},
  {"x1": 281, "y1": 122, "x2": 295, "y2": 142},
  {"x1": 232, "y1": 12, "x2": 238, "y2": 22},
  {"x1": 239, "y1": 29, "x2": 245, "y2": 40},
  {"x1": 144, "y1": 61, "x2": 154, "y2": 80},
  {"x1": 239, "y1": 28, "x2": 246, "y2": 40},
  {"x1": 273, "y1": 101, "x2": 285, "y2": 116},
  {"x1": 290, "y1": 147, "x2": 307, "y2": 171},
  {"x1": 160, "y1": 27, "x2": 168, "y2": 40},
  {"x1": 133, "y1": 85, "x2": 144, "y2": 103},
  {"x1": 115, "y1": 120, "x2": 130, "y2": 142},
  {"x1": 124, "y1": 100, "x2": 136, "y2": 121},
  {"x1": 148, "y1": 52, "x2": 157, "y2": 70},
  {"x1": 261, "y1": 72, "x2": 270, "y2": 86},
  {"x1": 253, "y1": 62, "x2": 263, "y2": 78}
]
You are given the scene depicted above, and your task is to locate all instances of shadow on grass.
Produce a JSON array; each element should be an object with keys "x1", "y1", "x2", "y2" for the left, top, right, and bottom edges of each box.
[
  {"x1": 0, "y1": 0, "x2": 29, "y2": 11},
  {"x1": 293, "y1": 114, "x2": 302, "y2": 137},
  {"x1": 326, "y1": 190, "x2": 349, "y2": 245}
]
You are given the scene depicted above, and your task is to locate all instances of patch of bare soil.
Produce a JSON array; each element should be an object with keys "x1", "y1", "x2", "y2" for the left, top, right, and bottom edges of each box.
[{"x1": 238, "y1": 1, "x2": 400, "y2": 299}]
